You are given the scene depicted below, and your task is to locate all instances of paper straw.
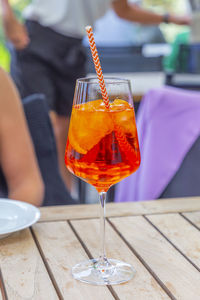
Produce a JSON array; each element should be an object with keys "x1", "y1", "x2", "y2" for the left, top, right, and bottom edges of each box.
[
  {"x1": 85, "y1": 25, "x2": 137, "y2": 163},
  {"x1": 85, "y1": 26, "x2": 110, "y2": 109}
]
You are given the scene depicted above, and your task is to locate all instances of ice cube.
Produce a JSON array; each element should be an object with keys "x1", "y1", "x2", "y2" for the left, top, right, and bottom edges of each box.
[
  {"x1": 69, "y1": 100, "x2": 114, "y2": 154},
  {"x1": 112, "y1": 100, "x2": 137, "y2": 136}
]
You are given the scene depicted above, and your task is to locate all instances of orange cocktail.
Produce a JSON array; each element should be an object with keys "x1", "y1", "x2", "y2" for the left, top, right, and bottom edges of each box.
[
  {"x1": 65, "y1": 99, "x2": 140, "y2": 192},
  {"x1": 65, "y1": 76, "x2": 140, "y2": 285}
]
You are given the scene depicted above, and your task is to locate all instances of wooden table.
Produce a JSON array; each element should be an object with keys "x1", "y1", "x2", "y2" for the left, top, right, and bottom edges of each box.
[{"x1": 1, "y1": 197, "x2": 200, "y2": 299}]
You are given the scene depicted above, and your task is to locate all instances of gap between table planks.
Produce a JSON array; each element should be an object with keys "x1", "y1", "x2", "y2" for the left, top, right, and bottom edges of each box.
[
  {"x1": 32, "y1": 221, "x2": 114, "y2": 300},
  {"x1": 182, "y1": 211, "x2": 200, "y2": 230},
  {"x1": 146, "y1": 213, "x2": 200, "y2": 272},
  {"x1": 109, "y1": 215, "x2": 200, "y2": 299},
  {"x1": 0, "y1": 268, "x2": 6, "y2": 300},
  {"x1": 32, "y1": 220, "x2": 169, "y2": 300},
  {"x1": 0, "y1": 229, "x2": 59, "y2": 300}
]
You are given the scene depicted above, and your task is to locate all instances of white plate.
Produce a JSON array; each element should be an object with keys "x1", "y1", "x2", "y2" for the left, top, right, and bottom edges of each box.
[{"x1": 0, "y1": 198, "x2": 40, "y2": 239}]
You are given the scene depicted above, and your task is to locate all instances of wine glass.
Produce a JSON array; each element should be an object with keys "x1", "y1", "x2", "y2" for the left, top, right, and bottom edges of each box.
[{"x1": 65, "y1": 77, "x2": 140, "y2": 285}]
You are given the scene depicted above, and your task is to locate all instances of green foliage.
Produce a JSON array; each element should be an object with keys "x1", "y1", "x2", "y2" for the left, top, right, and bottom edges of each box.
[
  {"x1": 163, "y1": 30, "x2": 190, "y2": 71},
  {"x1": 12, "y1": 0, "x2": 31, "y2": 20},
  {"x1": 0, "y1": 26, "x2": 9, "y2": 71},
  {"x1": 143, "y1": 0, "x2": 190, "y2": 43},
  {"x1": 0, "y1": 0, "x2": 30, "y2": 70},
  {"x1": 0, "y1": 43, "x2": 10, "y2": 70},
  {"x1": 143, "y1": 0, "x2": 175, "y2": 11}
]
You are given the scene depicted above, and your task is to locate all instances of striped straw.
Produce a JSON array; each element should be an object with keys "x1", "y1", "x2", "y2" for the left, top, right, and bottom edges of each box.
[
  {"x1": 85, "y1": 25, "x2": 137, "y2": 164},
  {"x1": 85, "y1": 26, "x2": 110, "y2": 109}
]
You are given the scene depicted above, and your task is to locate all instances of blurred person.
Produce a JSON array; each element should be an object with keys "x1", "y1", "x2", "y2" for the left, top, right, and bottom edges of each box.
[
  {"x1": 0, "y1": 0, "x2": 191, "y2": 193},
  {"x1": 0, "y1": 67, "x2": 44, "y2": 206},
  {"x1": 91, "y1": 9, "x2": 166, "y2": 47}
]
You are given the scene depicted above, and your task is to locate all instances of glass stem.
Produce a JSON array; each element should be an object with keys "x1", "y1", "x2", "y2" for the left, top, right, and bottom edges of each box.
[{"x1": 99, "y1": 192, "x2": 107, "y2": 264}]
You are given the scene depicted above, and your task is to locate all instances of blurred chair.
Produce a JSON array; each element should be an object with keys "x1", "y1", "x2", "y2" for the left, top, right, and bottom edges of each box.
[
  {"x1": 177, "y1": 44, "x2": 200, "y2": 74},
  {"x1": 0, "y1": 169, "x2": 7, "y2": 198},
  {"x1": 85, "y1": 45, "x2": 163, "y2": 73},
  {"x1": 115, "y1": 86, "x2": 200, "y2": 202},
  {"x1": 0, "y1": 94, "x2": 75, "y2": 205},
  {"x1": 22, "y1": 94, "x2": 76, "y2": 206},
  {"x1": 160, "y1": 136, "x2": 200, "y2": 198},
  {"x1": 165, "y1": 43, "x2": 200, "y2": 91}
]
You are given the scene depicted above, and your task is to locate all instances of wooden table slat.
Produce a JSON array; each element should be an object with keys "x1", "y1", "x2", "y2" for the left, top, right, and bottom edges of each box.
[
  {"x1": 0, "y1": 281, "x2": 3, "y2": 300},
  {"x1": 110, "y1": 215, "x2": 200, "y2": 299},
  {"x1": 0, "y1": 270, "x2": 6, "y2": 300},
  {"x1": 39, "y1": 197, "x2": 200, "y2": 221},
  {"x1": 147, "y1": 213, "x2": 200, "y2": 271},
  {"x1": 0, "y1": 229, "x2": 58, "y2": 300},
  {"x1": 182, "y1": 211, "x2": 200, "y2": 229},
  {"x1": 71, "y1": 218, "x2": 170, "y2": 300},
  {"x1": 32, "y1": 221, "x2": 114, "y2": 300}
]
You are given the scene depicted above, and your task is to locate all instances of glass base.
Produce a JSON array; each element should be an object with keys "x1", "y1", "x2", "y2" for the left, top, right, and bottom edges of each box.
[{"x1": 72, "y1": 258, "x2": 136, "y2": 285}]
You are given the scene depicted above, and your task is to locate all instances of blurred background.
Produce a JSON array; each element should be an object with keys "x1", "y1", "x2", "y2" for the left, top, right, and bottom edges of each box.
[
  {"x1": 0, "y1": 0, "x2": 191, "y2": 72},
  {"x1": 1, "y1": 0, "x2": 200, "y2": 205}
]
